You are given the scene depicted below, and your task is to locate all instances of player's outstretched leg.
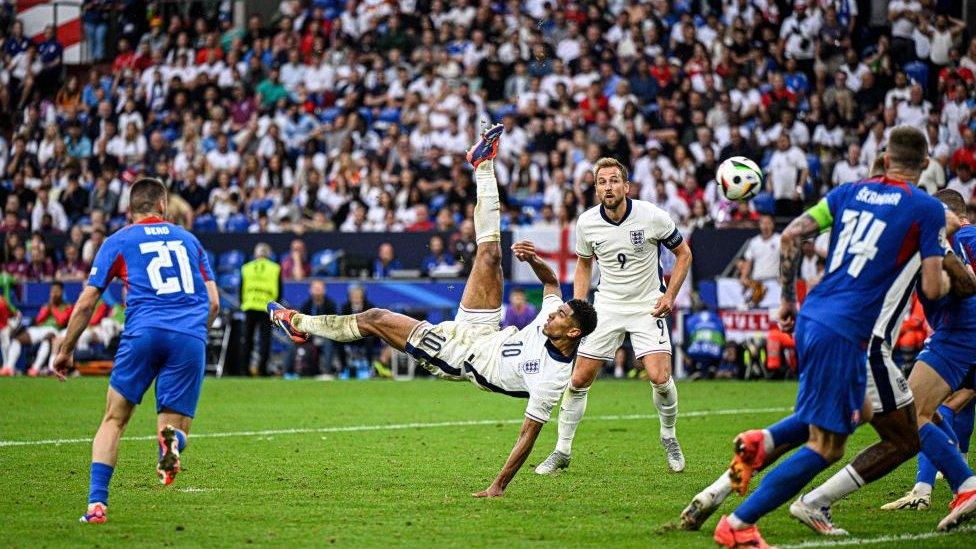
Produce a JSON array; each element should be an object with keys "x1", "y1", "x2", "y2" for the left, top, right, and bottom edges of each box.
[
  {"x1": 81, "y1": 388, "x2": 136, "y2": 524},
  {"x1": 680, "y1": 414, "x2": 808, "y2": 530},
  {"x1": 459, "y1": 123, "x2": 504, "y2": 312}
]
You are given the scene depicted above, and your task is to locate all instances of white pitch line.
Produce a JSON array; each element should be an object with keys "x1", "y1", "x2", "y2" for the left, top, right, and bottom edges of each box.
[
  {"x1": 0, "y1": 406, "x2": 792, "y2": 448},
  {"x1": 779, "y1": 525, "x2": 976, "y2": 548}
]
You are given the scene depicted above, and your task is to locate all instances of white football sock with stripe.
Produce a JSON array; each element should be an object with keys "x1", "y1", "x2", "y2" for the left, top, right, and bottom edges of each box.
[
  {"x1": 802, "y1": 464, "x2": 864, "y2": 508},
  {"x1": 292, "y1": 314, "x2": 362, "y2": 342},
  {"x1": 473, "y1": 160, "x2": 500, "y2": 245},
  {"x1": 556, "y1": 386, "x2": 589, "y2": 455},
  {"x1": 652, "y1": 377, "x2": 678, "y2": 437}
]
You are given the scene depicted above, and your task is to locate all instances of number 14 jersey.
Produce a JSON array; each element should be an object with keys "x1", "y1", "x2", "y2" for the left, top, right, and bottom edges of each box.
[
  {"x1": 800, "y1": 178, "x2": 947, "y2": 346},
  {"x1": 88, "y1": 217, "x2": 216, "y2": 341}
]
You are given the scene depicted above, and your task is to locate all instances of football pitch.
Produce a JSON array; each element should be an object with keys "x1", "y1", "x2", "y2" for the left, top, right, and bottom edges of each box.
[{"x1": 2, "y1": 378, "x2": 974, "y2": 548}]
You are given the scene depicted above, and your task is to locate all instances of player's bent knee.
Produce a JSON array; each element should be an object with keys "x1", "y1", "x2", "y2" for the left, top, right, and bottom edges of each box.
[{"x1": 476, "y1": 242, "x2": 502, "y2": 266}]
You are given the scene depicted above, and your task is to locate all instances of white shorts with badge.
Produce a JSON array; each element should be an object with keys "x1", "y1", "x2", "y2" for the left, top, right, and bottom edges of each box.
[
  {"x1": 865, "y1": 337, "x2": 914, "y2": 414},
  {"x1": 404, "y1": 306, "x2": 510, "y2": 384},
  {"x1": 577, "y1": 304, "x2": 671, "y2": 361}
]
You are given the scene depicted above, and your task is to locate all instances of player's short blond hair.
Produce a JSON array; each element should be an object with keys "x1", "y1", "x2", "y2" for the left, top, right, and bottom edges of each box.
[{"x1": 592, "y1": 157, "x2": 629, "y2": 183}]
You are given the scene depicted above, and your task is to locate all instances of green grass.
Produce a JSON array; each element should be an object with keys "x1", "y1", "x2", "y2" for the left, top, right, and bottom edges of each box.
[{"x1": 0, "y1": 378, "x2": 973, "y2": 548}]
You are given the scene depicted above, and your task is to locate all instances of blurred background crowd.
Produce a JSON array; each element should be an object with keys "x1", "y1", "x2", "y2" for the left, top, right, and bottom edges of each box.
[
  {"x1": 0, "y1": 0, "x2": 973, "y2": 283},
  {"x1": 0, "y1": 0, "x2": 972, "y2": 380}
]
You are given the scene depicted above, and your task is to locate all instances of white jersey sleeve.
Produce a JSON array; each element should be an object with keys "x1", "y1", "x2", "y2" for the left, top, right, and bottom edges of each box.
[{"x1": 576, "y1": 225, "x2": 594, "y2": 258}]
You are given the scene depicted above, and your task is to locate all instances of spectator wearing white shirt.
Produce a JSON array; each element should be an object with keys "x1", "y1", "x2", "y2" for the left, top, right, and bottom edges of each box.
[
  {"x1": 838, "y1": 49, "x2": 870, "y2": 91},
  {"x1": 206, "y1": 134, "x2": 241, "y2": 175},
  {"x1": 883, "y1": 71, "x2": 911, "y2": 108},
  {"x1": 767, "y1": 134, "x2": 809, "y2": 217},
  {"x1": 279, "y1": 50, "x2": 306, "y2": 91},
  {"x1": 740, "y1": 214, "x2": 781, "y2": 283},
  {"x1": 31, "y1": 188, "x2": 69, "y2": 232},
  {"x1": 831, "y1": 144, "x2": 868, "y2": 186},
  {"x1": 888, "y1": 0, "x2": 922, "y2": 65},
  {"x1": 779, "y1": 0, "x2": 822, "y2": 74},
  {"x1": 895, "y1": 84, "x2": 931, "y2": 128},
  {"x1": 947, "y1": 164, "x2": 976, "y2": 205}
]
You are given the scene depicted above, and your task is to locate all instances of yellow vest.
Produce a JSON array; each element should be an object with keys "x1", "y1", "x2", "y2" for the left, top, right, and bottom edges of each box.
[{"x1": 240, "y1": 258, "x2": 281, "y2": 312}]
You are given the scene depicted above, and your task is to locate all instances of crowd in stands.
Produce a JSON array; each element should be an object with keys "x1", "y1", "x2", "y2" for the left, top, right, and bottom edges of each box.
[{"x1": 0, "y1": 0, "x2": 973, "y2": 284}]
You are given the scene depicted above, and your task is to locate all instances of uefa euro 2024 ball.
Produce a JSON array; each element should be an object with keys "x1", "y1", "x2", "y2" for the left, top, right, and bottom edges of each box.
[{"x1": 717, "y1": 156, "x2": 763, "y2": 202}]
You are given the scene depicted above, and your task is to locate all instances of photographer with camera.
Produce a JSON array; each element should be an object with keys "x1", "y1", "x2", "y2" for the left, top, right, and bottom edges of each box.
[{"x1": 779, "y1": 0, "x2": 823, "y2": 79}]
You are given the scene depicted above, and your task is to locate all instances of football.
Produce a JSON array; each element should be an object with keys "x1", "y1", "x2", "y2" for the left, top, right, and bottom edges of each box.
[{"x1": 717, "y1": 156, "x2": 764, "y2": 201}]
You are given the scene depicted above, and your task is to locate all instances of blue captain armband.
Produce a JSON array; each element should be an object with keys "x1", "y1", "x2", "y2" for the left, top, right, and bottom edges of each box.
[{"x1": 662, "y1": 227, "x2": 683, "y2": 250}]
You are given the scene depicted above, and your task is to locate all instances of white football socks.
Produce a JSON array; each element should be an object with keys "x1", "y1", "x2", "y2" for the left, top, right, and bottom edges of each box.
[
  {"x1": 555, "y1": 386, "x2": 589, "y2": 455},
  {"x1": 802, "y1": 464, "x2": 864, "y2": 508},
  {"x1": 705, "y1": 470, "x2": 734, "y2": 502},
  {"x1": 292, "y1": 314, "x2": 362, "y2": 342},
  {"x1": 32, "y1": 340, "x2": 50, "y2": 372},
  {"x1": 473, "y1": 160, "x2": 500, "y2": 244},
  {"x1": 5, "y1": 339, "x2": 20, "y2": 370},
  {"x1": 913, "y1": 481, "x2": 933, "y2": 496},
  {"x1": 652, "y1": 377, "x2": 678, "y2": 438}
]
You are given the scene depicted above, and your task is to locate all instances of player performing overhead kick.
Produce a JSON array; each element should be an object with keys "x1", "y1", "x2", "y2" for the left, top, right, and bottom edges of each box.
[
  {"x1": 269, "y1": 125, "x2": 598, "y2": 497},
  {"x1": 535, "y1": 157, "x2": 692, "y2": 475},
  {"x1": 51, "y1": 178, "x2": 220, "y2": 524},
  {"x1": 706, "y1": 126, "x2": 953, "y2": 548}
]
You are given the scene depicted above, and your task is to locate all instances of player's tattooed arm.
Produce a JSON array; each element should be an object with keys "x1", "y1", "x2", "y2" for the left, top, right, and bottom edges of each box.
[
  {"x1": 943, "y1": 252, "x2": 976, "y2": 298},
  {"x1": 778, "y1": 214, "x2": 820, "y2": 331}
]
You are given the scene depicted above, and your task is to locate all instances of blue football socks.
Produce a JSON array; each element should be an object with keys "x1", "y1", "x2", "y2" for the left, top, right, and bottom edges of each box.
[
  {"x1": 733, "y1": 446, "x2": 829, "y2": 524},
  {"x1": 88, "y1": 462, "x2": 114, "y2": 505},
  {"x1": 919, "y1": 422, "x2": 973, "y2": 493},
  {"x1": 955, "y1": 400, "x2": 974, "y2": 454},
  {"x1": 767, "y1": 414, "x2": 809, "y2": 448}
]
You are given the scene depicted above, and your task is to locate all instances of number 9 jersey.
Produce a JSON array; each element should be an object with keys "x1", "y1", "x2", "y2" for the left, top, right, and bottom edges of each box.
[
  {"x1": 800, "y1": 177, "x2": 948, "y2": 346},
  {"x1": 87, "y1": 216, "x2": 216, "y2": 342}
]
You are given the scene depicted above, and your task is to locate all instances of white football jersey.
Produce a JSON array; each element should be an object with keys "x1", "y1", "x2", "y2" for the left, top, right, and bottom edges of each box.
[
  {"x1": 576, "y1": 198, "x2": 683, "y2": 309},
  {"x1": 473, "y1": 294, "x2": 574, "y2": 423}
]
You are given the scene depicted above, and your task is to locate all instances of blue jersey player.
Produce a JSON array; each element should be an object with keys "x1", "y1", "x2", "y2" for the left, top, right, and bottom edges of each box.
[
  {"x1": 876, "y1": 189, "x2": 976, "y2": 529},
  {"x1": 51, "y1": 178, "x2": 219, "y2": 525},
  {"x1": 712, "y1": 126, "x2": 951, "y2": 548}
]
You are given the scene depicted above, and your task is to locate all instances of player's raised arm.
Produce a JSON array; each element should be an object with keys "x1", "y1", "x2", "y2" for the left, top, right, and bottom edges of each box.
[
  {"x1": 511, "y1": 240, "x2": 560, "y2": 297},
  {"x1": 473, "y1": 417, "x2": 544, "y2": 498},
  {"x1": 51, "y1": 285, "x2": 103, "y2": 381}
]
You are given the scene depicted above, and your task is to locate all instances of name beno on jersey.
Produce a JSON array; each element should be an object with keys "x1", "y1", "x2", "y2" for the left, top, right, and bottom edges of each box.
[
  {"x1": 855, "y1": 187, "x2": 902, "y2": 206},
  {"x1": 144, "y1": 226, "x2": 171, "y2": 235},
  {"x1": 576, "y1": 199, "x2": 683, "y2": 307}
]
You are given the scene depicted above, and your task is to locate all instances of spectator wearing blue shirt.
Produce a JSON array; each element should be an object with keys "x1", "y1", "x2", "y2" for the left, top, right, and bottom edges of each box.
[
  {"x1": 37, "y1": 26, "x2": 63, "y2": 96},
  {"x1": 420, "y1": 235, "x2": 455, "y2": 277},
  {"x1": 82, "y1": 0, "x2": 110, "y2": 61},
  {"x1": 684, "y1": 304, "x2": 726, "y2": 380},
  {"x1": 3, "y1": 20, "x2": 30, "y2": 58},
  {"x1": 65, "y1": 122, "x2": 93, "y2": 160},
  {"x1": 372, "y1": 242, "x2": 402, "y2": 278}
]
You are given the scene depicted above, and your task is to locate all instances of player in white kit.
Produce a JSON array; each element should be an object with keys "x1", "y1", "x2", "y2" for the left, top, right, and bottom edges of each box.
[
  {"x1": 535, "y1": 157, "x2": 693, "y2": 474},
  {"x1": 269, "y1": 125, "x2": 598, "y2": 497}
]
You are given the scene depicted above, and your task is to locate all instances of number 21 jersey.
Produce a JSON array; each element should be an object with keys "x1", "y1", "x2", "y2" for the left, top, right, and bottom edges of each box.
[
  {"x1": 800, "y1": 178, "x2": 946, "y2": 345},
  {"x1": 87, "y1": 216, "x2": 216, "y2": 341}
]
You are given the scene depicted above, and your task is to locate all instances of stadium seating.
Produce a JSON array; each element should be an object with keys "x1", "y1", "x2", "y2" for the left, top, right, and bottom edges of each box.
[{"x1": 218, "y1": 250, "x2": 247, "y2": 274}]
